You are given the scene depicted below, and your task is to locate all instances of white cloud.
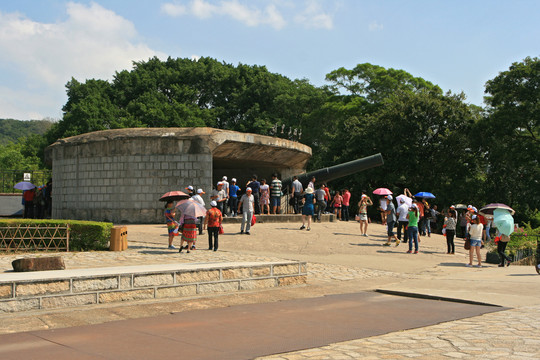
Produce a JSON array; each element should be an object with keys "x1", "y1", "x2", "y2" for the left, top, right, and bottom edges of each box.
[
  {"x1": 160, "y1": 3, "x2": 187, "y2": 17},
  {"x1": 162, "y1": 0, "x2": 286, "y2": 30},
  {"x1": 0, "y1": 2, "x2": 165, "y2": 119},
  {"x1": 369, "y1": 21, "x2": 384, "y2": 32},
  {"x1": 294, "y1": 1, "x2": 333, "y2": 30}
]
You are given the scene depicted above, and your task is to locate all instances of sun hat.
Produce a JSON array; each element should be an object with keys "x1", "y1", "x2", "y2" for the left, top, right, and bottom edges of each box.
[
  {"x1": 210, "y1": 201, "x2": 217, "y2": 207},
  {"x1": 305, "y1": 187, "x2": 314, "y2": 194},
  {"x1": 231, "y1": 178, "x2": 236, "y2": 182},
  {"x1": 185, "y1": 185, "x2": 194, "y2": 191},
  {"x1": 197, "y1": 189, "x2": 205, "y2": 194},
  {"x1": 387, "y1": 195, "x2": 393, "y2": 200},
  {"x1": 246, "y1": 187, "x2": 252, "y2": 192},
  {"x1": 222, "y1": 176, "x2": 227, "y2": 181}
]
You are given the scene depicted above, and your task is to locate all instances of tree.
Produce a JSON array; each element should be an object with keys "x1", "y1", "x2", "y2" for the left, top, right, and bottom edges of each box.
[
  {"x1": 46, "y1": 57, "x2": 326, "y2": 144},
  {"x1": 479, "y1": 56, "x2": 540, "y2": 220}
]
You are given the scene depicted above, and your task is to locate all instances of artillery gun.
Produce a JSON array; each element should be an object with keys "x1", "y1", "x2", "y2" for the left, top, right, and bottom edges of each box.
[{"x1": 282, "y1": 153, "x2": 384, "y2": 191}]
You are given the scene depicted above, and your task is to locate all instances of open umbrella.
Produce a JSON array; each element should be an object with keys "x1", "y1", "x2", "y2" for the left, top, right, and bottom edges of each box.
[
  {"x1": 414, "y1": 192, "x2": 435, "y2": 199},
  {"x1": 175, "y1": 198, "x2": 207, "y2": 218},
  {"x1": 14, "y1": 181, "x2": 36, "y2": 191},
  {"x1": 493, "y1": 208, "x2": 514, "y2": 236},
  {"x1": 396, "y1": 194, "x2": 412, "y2": 207},
  {"x1": 159, "y1": 191, "x2": 190, "y2": 202},
  {"x1": 455, "y1": 204, "x2": 468, "y2": 210},
  {"x1": 479, "y1": 203, "x2": 515, "y2": 216},
  {"x1": 373, "y1": 188, "x2": 392, "y2": 196}
]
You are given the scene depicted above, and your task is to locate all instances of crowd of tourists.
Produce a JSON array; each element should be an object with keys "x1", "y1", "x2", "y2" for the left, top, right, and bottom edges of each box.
[{"x1": 164, "y1": 177, "x2": 513, "y2": 268}]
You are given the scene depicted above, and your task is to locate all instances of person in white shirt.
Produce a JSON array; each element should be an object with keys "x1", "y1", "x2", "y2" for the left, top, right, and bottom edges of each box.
[
  {"x1": 466, "y1": 215, "x2": 484, "y2": 267},
  {"x1": 238, "y1": 187, "x2": 254, "y2": 235},
  {"x1": 191, "y1": 188, "x2": 206, "y2": 235},
  {"x1": 396, "y1": 198, "x2": 410, "y2": 243},
  {"x1": 221, "y1": 176, "x2": 229, "y2": 216},
  {"x1": 291, "y1": 176, "x2": 303, "y2": 214}
]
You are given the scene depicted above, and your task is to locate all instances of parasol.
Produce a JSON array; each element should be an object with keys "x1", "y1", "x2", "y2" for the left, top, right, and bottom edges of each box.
[
  {"x1": 414, "y1": 192, "x2": 436, "y2": 199},
  {"x1": 493, "y1": 208, "x2": 515, "y2": 236},
  {"x1": 159, "y1": 191, "x2": 190, "y2": 202},
  {"x1": 175, "y1": 198, "x2": 207, "y2": 218},
  {"x1": 14, "y1": 181, "x2": 36, "y2": 191},
  {"x1": 479, "y1": 203, "x2": 515, "y2": 216},
  {"x1": 396, "y1": 194, "x2": 412, "y2": 207},
  {"x1": 373, "y1": 188, "x2": 392, "y2": 196}
]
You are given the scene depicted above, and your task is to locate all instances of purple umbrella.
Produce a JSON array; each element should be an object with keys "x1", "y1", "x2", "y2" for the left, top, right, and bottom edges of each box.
[
  {"x1": 479, "y1": 203, "x2": 515, "y2": 216},
  {"x1": 14, "y1": 181, "x2": 36, "y2": 191}
]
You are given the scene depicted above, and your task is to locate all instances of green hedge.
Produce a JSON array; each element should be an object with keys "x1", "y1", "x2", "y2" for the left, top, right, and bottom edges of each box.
[{"x1": 0, "y1": 218, "x2": 113, "y2": 251}]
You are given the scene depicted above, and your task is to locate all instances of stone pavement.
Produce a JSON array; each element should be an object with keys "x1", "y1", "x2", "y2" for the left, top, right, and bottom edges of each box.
[
  {"x1": 1, "y1": 220, "x2": 540, "y2": 358},
  {"x1": 256, "y1": 305, "x2": 540, "y2": 360}
]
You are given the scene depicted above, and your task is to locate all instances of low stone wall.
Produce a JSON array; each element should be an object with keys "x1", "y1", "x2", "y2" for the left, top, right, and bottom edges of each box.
[{"x1": 0, "y1": 261, "x2": 307, "y2": 313}]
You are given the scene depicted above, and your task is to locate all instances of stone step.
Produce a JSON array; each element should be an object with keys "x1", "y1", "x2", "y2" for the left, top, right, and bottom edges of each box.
[{"x1": 0, "y1": 261, "x2": 307, "y2": 313}]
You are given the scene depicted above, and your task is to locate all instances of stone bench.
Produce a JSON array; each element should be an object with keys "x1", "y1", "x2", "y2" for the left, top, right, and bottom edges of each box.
[{"x1": 0, "y1": 261, "x2": 307, "y2": 313}]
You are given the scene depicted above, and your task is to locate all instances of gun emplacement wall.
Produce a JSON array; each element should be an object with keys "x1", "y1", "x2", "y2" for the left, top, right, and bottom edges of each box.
[{"x1": 45, "y1": 128, "x2": 311, "y2": 224}]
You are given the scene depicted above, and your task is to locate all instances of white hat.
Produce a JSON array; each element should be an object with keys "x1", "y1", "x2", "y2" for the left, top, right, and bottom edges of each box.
[
  {"x1": 450, "y1": 205, "x2": 455, "y2": 209},
  {"x1": 305, "y1": 187, "x2": 314, "y2": 194},
  {"x1": 231, "y1": 178, "x2": 236, "y2": 182},
  {"x1": 246, "y1": 187, "x2": 252, "y2": 192},
  {"x1": 210, "y1": 200, "x2": 217, "y2": 207},
  {"x1": 197, "y1": 188, "x2": 205, "y2": 194},
  {"x1": 222, "y1": 176, "x2": 227, "y2": 180},
  {"x1": 217, "y1": 181, "x2": 223, "y2": 186},
  {"x1": 472, "y1": 214, "x2": 477, "y2": 220},
  {"x1": 387, "y1": 195, "x2": 393, "y2": 200},
  {"x1": 185, "y1": 185, "x2": 194, "y2": 191}
]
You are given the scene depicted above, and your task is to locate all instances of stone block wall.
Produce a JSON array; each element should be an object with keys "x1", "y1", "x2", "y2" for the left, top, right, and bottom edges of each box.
[
  {"x1": 51, "y1": 138, "x2": 213, "y2": 223},
  {"x1": 0, "y1": 261, "x2": 307, "y2": 313}
]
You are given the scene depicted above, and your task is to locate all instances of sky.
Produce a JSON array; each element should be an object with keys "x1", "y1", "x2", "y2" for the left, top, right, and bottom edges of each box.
[{"x1": 0, "y1": 0, "x2": 539, "y2": 121}]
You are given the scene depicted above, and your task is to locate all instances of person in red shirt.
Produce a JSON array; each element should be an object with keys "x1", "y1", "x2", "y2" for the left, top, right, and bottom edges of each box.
[
  {"x1": 341, "y1": 188, "x2": 351, "y2": 221},
  {"x1": 204, "y1": 201, "x2": 223, "y2": 251},
  {"x1": 23, "y1": 189, "x2": 35, "y2": 218}
]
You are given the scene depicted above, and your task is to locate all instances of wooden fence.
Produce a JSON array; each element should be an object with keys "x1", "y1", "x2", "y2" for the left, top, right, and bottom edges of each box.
[{"x1": 0, "y1": 224, "x2": 69, "y2": 252}]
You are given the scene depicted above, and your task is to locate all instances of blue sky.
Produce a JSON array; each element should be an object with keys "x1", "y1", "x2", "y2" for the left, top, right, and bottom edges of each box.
[{"x1": 0, "y1": 0, "x2": 538, "y2": 120}]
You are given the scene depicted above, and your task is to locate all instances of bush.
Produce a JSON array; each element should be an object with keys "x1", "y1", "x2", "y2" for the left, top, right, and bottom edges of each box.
[{"x1": 0, "y1": 218, "x2": 112, "y2": 251}]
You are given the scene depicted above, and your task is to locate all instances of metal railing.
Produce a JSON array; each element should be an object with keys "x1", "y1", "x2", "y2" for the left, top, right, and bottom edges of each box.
[{"x1": 0, "y1": 170, "x2": 51, "y2": 193}]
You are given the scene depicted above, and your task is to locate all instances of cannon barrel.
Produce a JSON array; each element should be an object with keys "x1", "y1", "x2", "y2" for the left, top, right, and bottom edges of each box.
[{"x1": 282, "y1": 153, "x2": 384, "y2": 190}]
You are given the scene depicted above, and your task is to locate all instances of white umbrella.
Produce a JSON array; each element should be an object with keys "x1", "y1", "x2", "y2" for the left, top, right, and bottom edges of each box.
[{"x1": 396, "y1": 194, "x2": 412, "y2": 207}]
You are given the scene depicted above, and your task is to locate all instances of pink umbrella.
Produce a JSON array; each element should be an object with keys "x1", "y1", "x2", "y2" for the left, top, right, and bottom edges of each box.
[
  {"x1": 175, "y1": 198, "x2": 207, "y2": 218},
  {"x1": 373, "y1": 188, "x2": 392, "y2": 196}
]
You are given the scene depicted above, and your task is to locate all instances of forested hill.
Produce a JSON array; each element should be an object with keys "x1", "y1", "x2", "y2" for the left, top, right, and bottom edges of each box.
[{"x1": 0, "y1": 119, "x2": 54, "y2": 145}]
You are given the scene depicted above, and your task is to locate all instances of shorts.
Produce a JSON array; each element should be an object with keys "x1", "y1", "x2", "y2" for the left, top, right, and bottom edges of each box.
[
  {"x1": 270, "y1": 196, "x2": 281, "y2": 207},
  {"x1": 359, "y1": 213, "x2": 368, "y2": 221},
  {"x1": 470, "y1": 239, "x2": 482, "y2": 247},
  {"x1": 387, "y1": 221, "x2": 395, "y2": 236}
]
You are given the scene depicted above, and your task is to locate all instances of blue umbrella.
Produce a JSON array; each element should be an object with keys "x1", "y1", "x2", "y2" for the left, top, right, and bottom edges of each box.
[
  {"x1": 493, "y1": 208, "x2": 514, "y2": 236},
  {"x1": 414, "y1": 192, "x2": 435, "y2": 199},
  {"x1": 14, "y1": 181, "x2": 36, "y2": 191}
]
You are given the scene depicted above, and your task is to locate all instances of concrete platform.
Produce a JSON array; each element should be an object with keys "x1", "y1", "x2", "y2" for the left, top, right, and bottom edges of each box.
[{"x1": 0, "y1": 292, "x2": 503, "y2": 360}]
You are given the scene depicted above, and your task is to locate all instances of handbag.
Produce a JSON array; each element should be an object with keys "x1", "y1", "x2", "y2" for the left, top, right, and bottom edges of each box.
[
  {"x1": 355, "y1": 214, "x2": 360, "y2": 221},
  {"x1": 464, "y1": 236, "x2": 471, "y2": 250},
  {"x1": 219, "y1": 225, "x2": 224, "y2": 234},
  {"x1": 251, "y1": 215, "x2": 256, "y2": 226}
]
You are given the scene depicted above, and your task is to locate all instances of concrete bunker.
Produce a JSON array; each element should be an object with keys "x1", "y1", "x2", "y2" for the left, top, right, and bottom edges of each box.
[{"x1": 45, "y1": 127, "x2": 311, "y2": 223}]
